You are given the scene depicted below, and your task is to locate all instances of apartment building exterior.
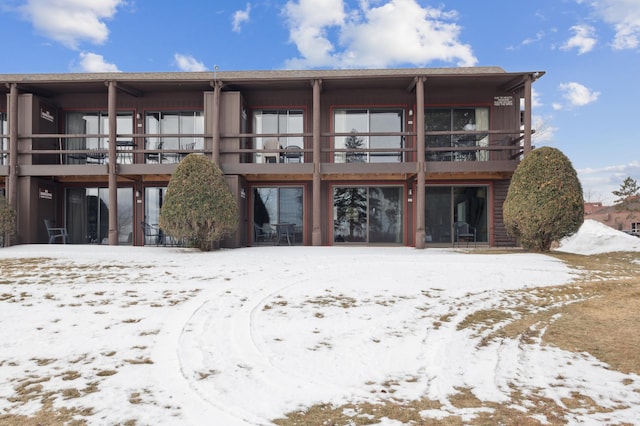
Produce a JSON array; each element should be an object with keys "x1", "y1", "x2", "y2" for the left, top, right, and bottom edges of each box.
[{"x1": 0, "y1": 67, "x2": 542, "y2": 248}]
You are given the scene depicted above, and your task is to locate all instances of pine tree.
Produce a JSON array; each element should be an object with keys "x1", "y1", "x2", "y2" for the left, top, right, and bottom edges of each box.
[{"x1": 612, "y1": 176, "x2": 639, "y2": 207}]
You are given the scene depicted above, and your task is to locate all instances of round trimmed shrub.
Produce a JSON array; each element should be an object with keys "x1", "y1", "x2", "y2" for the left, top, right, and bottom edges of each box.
[
  {"x1": 503, "y1": 146, "x2": 584, "y2": 252},
  {"x1": 160, "y1": 154, "x2": 238, "y2": 251}
]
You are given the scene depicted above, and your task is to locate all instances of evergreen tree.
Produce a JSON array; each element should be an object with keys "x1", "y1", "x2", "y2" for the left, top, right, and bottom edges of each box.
[
  {"x1": 160, "y1": 154, "x2": 238, "y2": 251},
  {"x1": 345, "y1": 129, "x2": 365, "y2": 163},
  {"x1": 612, "y1": 176, "x2": 639, "y2": 208},
  {"x1": 503, "y1": 147, "x2": 584, "y2": 252}
]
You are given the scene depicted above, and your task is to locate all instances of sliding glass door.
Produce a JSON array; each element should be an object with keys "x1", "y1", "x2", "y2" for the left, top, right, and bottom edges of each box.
[
  {"x1": 65, "y1": 187, "x2": 133, "y2": 244},
  {"x1": 333, "y1": 186, "x2": 403, "y2": 243},
  {"x1": 425, "y1": 186, "x2": 487, "y2": 244}
]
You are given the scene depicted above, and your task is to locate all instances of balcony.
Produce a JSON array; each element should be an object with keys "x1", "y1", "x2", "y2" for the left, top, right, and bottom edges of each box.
[{"x1": 2, "y1": 128, "x2": 528, "y2": 181}]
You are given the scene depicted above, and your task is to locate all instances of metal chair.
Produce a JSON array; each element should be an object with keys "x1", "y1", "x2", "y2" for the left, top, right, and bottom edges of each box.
[
  {"x1": 44, "y1": 219, "x2": 69, "y2": 244},
  {"x1": 454, "y1": 221, "x2": 476, "y2": 247},
  {"x1": 284, "y1": 145, "x2": 303, "y2": 163},
  {"x1": 141, "y1": 222, "x2": 164, "y2": 245},
  {"x1": 275, "y1": 223, "x2": 296, "y2": 246},
  {"x1": 253, "y1": 223, "x2": 274, "y2": 244}
]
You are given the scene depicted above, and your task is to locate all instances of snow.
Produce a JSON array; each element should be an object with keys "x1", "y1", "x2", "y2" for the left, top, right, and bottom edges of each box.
[
  {"x1": 557, "y1": 219, "x2": 640, "y2": 255},
  {"x1": 0, "y1": 221, "x2": 639, "y2": 425}
]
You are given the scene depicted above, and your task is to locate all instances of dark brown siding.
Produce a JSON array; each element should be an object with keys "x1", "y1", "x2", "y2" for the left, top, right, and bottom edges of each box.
[{"x1": 493, "y1": 180, "x2": 516, "y2": 247}]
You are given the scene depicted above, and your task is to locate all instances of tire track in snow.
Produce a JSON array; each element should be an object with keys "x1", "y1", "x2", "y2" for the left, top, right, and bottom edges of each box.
[{"x1": 176, "y1": 274, "x2": 347, "y2": 423}]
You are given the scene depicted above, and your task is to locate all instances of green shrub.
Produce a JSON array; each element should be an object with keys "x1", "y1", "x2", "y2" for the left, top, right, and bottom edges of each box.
[
  {"x1": 503, "y1": 146, "x2": 584, "y2": 252},
  {"x1": 0, "y1": 195, "x2": 16, "y2": 247},
  {"x1": 159, "y1": 154, "x2": 238, "y2": 251}
]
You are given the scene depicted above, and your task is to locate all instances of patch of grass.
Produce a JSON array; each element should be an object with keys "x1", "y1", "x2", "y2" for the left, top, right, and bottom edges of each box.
[
  {"x1": 125, "y1": 357, "x2": 154, "y2": 365},
  {"x1": 0, "y1": 400, "x2": 92, "y2": 426}
]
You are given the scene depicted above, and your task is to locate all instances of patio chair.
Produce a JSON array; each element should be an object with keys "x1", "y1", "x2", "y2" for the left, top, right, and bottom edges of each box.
[
  {"x1": 284, "y1": 145, "x2": 303, "y2": 163},
  {"x1": 141, "y1": 221, "x2": 164, "y2": 245},
  {"x1": 263, "y1": 139, "x2": 282, "y2": 163},
  {"x1": 454, "y1": 221, "x2": 476, "y2": 247},
  {"x1": 44, "y1": 219, "x2": 69, "y2": 244},
  {"x1": 253, "y1": 223, "x2": 275, "y2": 244}
]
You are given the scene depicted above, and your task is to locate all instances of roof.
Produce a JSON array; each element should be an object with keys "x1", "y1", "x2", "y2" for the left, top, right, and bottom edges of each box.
[{"x1": 0, "y1": 67, "x2": 545, "y2": 95}]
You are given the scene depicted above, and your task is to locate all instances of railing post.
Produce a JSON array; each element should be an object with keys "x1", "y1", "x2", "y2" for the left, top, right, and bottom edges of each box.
[
  {"x1": 312, "y1": 79, "x2": 322, "y2": 246},
  {"x1": 7, "y1": 83, "x2": 18, "y2": 214},
  {"x1": 107, "y1": 81, "x2": 118, "y2": 245},
  {"x1": 211, "y1": 80, "x2": 222, "y2": 164},
  {"x1": 415, "y1": 77, "x2": 426, "y2": 249},
  {"x1": 523, "y1": 74, "x2": 533, "y2": 156}
]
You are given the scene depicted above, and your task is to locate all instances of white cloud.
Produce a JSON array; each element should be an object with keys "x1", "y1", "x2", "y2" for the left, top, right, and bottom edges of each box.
[
  {"x1": 174, "y1": 53, "x2": 207, "y2": 72},
  {"x1": 232, "y1": 3, "x2": 251, "y2": 33},
  {"x1": 283, "y1": 0, "x2": 476, "y2": 69},
  {"x1": 531, "y1": 114, "x2": 556, "y2": 144},
  {"x1": 19, "y1": 0, "x2": 124, "y2": 49},
  {"x1": 587, "y1": 0, "x2": 640, "y2": 50},
  {"x1": 578, "y1": 161, "x2": 640, "y2": 204},
  {"x1": 558, "y1": 82, "x2": 600, "y2": 107},
  {"x1": 561, "y1": 24, "x2": 597, "y2": 54},
  {"x1": 76, "y1": 52, "x2": 119, "y2": 72}
]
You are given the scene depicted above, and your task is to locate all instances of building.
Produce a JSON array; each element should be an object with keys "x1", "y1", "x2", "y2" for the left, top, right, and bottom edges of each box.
[
  {"x1": 0, "y1": 67, "x2": 543, "y2": 248},
  {"x1": 585, "y1": 198, "x2": 640, "y2": 236}
]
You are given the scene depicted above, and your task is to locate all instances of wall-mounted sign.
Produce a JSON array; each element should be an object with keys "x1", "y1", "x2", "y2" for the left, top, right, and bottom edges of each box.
[
  {"x1": 40, "y1": 108, "x2": 55, "y2": 123},
  {"x1": 39, "y1": 188, "x2": 53, "y2": 200},
  {"x1": 494, "y1": 96, "x2": 513, "y2": 107}
]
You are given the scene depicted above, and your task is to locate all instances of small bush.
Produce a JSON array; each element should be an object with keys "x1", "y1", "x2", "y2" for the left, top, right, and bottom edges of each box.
[
  {"x1": 0, "y1": 195, "x2": 16, "y2": 247},
  {"x1": 159, "y1": 154, "x2": 238, "y2": 251},
  {"x1": 503, "y1": 147, "x2": 583, "y2": 252}
]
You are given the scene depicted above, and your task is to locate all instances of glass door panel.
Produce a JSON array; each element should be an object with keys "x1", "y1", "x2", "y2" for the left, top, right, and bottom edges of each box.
[
  {"x1": 333, "y1": 187, "x2": 367, "y2": 242},
  {"x1": 334, "y1": 186, "x2": 404, "y2": 244},
  {"x1": 425, "y1": 186, "x2": 488, "y2": 244},
  {"x1": 370, "y1": 110, "x2": 403, "y2": 163},
  {"x1": 425, "y1": 187, "x2": 452, "y2": 243},
  {"x1": 369, "y1": 187, "x2": 403, "y2": 243}
]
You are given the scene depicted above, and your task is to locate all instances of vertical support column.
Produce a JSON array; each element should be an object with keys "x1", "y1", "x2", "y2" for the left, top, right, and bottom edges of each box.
[
  {"x1": 415, "y1": 77, "x2": 426, "y2": 249},
  {"x1": 107, "y1": 81, "x2": 118, "y2": 245},
  {"x1": 523, "y1": 74, "x2": 533, "y2": 156},
  {"x1": 211, "y1": 80, "x2": 222, "y2": 164},
  {"x1": 311, "y1": 79, "x2": 322, "y2": 246},
  {"x1": 7, "y1": 83, "x2": 18, "y2": 212}
]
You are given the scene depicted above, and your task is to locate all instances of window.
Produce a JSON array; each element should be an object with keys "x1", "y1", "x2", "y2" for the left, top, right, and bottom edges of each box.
[
  {"x1": 632, "y1": 222, "x2": 639, "y2": 234},
  {"x1": 145, "y1": 111, "x2": 204, "y2": 163},
  {"x1": 1, "y1": 112, "x2": 8, "y2": 165},
  {"x1": 65, "y1": 112, "x2": 133, "y2": 164},
  {"x1": 334, "y1": 109, "x2": 404, "y2": 163},
  {"x1": 253, "y1": 109, "x2": 304, "y2": 163},
  {"x1": 333, "y1": 186, "x2": 403, "y2": 243},
  {"x1": 424, "y1": 186, "x2": 487, "y2": 244},
  {"x1": 253, "y1": 187, "x2": 304, "y2": 244},
  {"x1": 425, "y1": 107, "x2": 489, "y2": 162}
]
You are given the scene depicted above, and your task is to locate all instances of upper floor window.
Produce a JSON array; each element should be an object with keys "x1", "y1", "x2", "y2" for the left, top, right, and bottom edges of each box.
[
  {"x1": 1, "y1": 112, "x2": 7, "y2": 165},
  {"x1": 334, "y1": 109, "x2": 404, "y2": 163},
  {"x1": 253, "y1": 109, "x2": 304, "y2": 163},
  {"x1": 65, "y1": 112, "x2": 133, "y2": 164},
  {"x1": 145, "y1": 111, "x2": 204, "y2": 164},
  {"x1": 425, "y1": 107, "x2": 489, "y2": 162}
]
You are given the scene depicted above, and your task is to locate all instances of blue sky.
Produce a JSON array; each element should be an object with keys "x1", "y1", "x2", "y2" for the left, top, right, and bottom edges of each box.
[{"x1": 1, "y1": 0, "x2": 639, "y2": 203}]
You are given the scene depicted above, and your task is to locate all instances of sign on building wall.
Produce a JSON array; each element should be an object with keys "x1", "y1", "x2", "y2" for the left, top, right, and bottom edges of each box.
[
  {"x1": 493, "y1": 96, "x2": 513, "y2": 107},
  {"x1": 39, "y1": 188, "x2": 53, "y2": 200},
  {"x1": 40, "y1": 107, "x2": 55, "y2": 123}
]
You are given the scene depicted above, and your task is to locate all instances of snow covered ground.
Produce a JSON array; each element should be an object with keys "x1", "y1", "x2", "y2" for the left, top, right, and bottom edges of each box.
[{"x1": 0, "y1": 220, "x2": 639, "y2": 425}]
